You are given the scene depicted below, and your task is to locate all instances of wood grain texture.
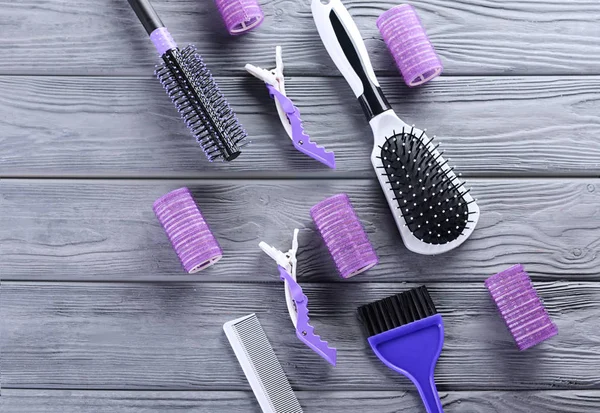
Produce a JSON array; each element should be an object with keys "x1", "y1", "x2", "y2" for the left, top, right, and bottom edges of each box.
[
  {"x1": 2, "y1": 178, "x2": 600, "y2": 282},
  {"x1": 0, "y1": 281, "x2": 594, "y2": 390},
  {"x1": 1, "y1": 0, "x2": 599, "y2": 76},
  {"x1": 2, "y1": 390, "x2": 600, "y2": 413},
  {"x1": 1, "y1": 75, "x2": 600, "y2": 177},
  {"x1": 2, "y1": 0, "x2": 599, "y2": 408}
]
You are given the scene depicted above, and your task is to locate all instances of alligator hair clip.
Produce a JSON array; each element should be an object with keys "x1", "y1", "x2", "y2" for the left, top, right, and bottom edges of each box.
[
  {"x1": 259, "y1": 229, "x2": 337, "y2": 366},
  {"x1": 246, "y1": 46, "x2": 336, "y2": 169}
]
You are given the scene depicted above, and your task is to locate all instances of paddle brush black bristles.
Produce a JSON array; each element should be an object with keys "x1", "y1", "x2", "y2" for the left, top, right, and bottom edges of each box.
[
  {"x1": 379, "y1": 128, "x2": 474, "y2": 244},
  {"x1": 127, "y1": 0, "x2": 247, "y2": 162},
  {"x1": 358, "y1": 286, "x2": 437, "y2": 336},
  {"x1": 156, "y1": 46, "x2": 247, "y2": 162}
]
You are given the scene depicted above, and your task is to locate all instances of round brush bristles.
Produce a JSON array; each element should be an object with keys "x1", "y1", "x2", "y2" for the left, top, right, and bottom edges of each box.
[
  {"x1": 377, "y1": 4, "x2": 443, "y2": 87},
  {"x1": 310, "y1": 194, "x2": 378, "y2": 279},
  {"x1": 215, "y1": 0, "x2": 264, "y2": 35},
  {"x1": 485, "y1": 264, "x2": 558, "y2": 351},
  {"x1": 153, "y1": 187, "x2": 223, "y2": 274},
  {"x1": 155, "y1": 45, "x2": 247, "y2": 162}
]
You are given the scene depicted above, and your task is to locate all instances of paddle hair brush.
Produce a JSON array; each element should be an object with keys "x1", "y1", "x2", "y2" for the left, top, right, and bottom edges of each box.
[
  {"x1": 358, "y1": 286, "x2": 444, "y2": 413},
  {"x1": 312, "y1": 0, "x2": 479, "y2": 255},
  {"x1": 127, "y1": 0, "x2": 247, "y2": 161}
]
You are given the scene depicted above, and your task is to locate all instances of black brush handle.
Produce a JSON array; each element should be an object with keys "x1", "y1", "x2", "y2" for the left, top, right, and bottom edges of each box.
[
  {"x1": 312, "y1": 0, "x2": 390, "y2": 120},
  {"x1": 127, "y1": 0, "x2": 164, "y2": 35}
]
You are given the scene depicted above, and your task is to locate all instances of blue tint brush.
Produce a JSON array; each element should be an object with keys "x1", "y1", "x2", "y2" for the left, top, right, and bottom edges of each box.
[{"x1": 358, "y1": 286, "x2": 444, "y2": 413}]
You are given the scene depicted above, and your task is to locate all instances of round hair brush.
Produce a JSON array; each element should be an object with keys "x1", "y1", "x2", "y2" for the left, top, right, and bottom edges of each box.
[{"x1": 127, "y1": 0, "x2": 247, "y2": 161}]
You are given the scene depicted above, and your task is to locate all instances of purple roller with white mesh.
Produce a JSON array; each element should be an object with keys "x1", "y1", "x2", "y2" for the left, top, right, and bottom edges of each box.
[
  {"x1": 153, "y1": 187, "x2": 223, "y2": 274},
  {"x1": 310, "y1": 194, "x2": 378, "y2": 279},
  {"x1": 485, "y1": 264, "x2": 558, "y2": 351},
  {"x1": 214, "y1": 0, "x2": 264, "y2": 35},
  {"x1": 377, "y1": 4, "x2": 443, "y2": 87}
]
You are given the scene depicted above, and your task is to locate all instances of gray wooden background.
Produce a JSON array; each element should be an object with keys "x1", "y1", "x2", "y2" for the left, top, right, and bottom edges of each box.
[{"x1": 1, "y1": 0, "x2": 600, "y2": 411}]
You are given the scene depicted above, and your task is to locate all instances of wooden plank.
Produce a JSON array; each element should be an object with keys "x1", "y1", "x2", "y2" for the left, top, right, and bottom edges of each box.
[
  {"x1": 0, "y1": 281, "x2": 594, "y2": 390},
  {"x1": 1, "y1": 76, "x2": 600, "y2": 177},
  {"x1": 1, "y1": 0, "x2": 599, "y2": 76},
  {"x1": 2, "y1": 390, "x2": 600, "y2": 413},
  {"x1": 1, "y1": 178, "x2": 599, "y2": 282}
]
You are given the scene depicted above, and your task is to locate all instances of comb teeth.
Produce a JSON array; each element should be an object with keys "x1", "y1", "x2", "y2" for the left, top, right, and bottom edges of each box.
[
  {"x1": 358, "y1": 286, "x2": 437, "y2": 337},
  {"x1": 379, "y1": 127, "x2": 472, "y2": 244},
  {"x1": 156, "y1": 45, "x2": 248, "y2": 162},
  {"x1": 485, "y1": 265, "x2": 558, "y2": 351},
  {"x1": 224, "y1": 314, "x2": 304, "y2": 413}
]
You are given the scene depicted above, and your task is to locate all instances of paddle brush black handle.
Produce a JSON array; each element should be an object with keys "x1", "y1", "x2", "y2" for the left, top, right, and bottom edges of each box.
[
  {"x1": 127, "y1": 0, "x2": 164, "y2": 34},
  {"x1": 312, "y1": 0, "x2": 390, "y2": 120}
]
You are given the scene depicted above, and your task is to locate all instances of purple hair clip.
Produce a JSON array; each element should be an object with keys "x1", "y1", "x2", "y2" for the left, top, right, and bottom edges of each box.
[
  {"x1": 246, "y1": 47, "x2": 336, "y2": 169},
  {"x1": 260, "y1": 229, "x2": 337, "y2": 365}
]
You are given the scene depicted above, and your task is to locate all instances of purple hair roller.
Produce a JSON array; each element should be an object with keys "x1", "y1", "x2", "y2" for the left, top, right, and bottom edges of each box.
[
  {"x1": 310, "y1": 194, "x2": 378, "y2": 279},
  {"x1": 153, "y1": 187, "x2": 223, "y2": 274},
  {"x1": 377, "y1": 4, "x2": 443, "y2": 87},
  {"x1": 485, "y1": 264, "x2": 558, "y2": 351},
  {"x1": 214, "y1": 0, "x2": 264, "y2": 35}
]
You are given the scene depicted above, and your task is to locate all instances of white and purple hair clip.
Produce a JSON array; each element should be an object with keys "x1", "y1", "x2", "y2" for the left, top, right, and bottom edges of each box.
[
  {"x1": 246, "y1": 47, "x2": 336, "y2": 169},
  {"x1": 260, "y1": 229, "x2": 337, "y2": 366}
]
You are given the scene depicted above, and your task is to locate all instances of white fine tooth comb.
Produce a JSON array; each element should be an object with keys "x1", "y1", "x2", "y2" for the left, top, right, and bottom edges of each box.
[
  {"x1": 224, "y1": 314, "x2": 304, "y2": 413},
  {"x1": 312, "y1": 0, "x2": 480, "y2": 255}
]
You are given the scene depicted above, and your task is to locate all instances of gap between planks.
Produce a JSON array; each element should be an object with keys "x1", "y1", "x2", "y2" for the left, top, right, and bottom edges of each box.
[
  {"x1": 2, "y1": 389, "x2": 600, "y2": 413},
  {"x1": 3, "y1": 72, "x2": 600, "y2": 78},
  {"x1": 1, "y1": 174, "x2": 600, "y2": 180}
]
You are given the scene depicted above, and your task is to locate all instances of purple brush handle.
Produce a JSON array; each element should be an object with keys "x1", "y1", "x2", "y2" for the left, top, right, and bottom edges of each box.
[
  {"x1": 485, "y1": 264, "x2": 558, "y2": 351},
  {"x1": 278, "y1": 266, "x2": 337, "y2": 366},
  {"x1": 377, "y1": 5, "x2": 443, "y2": 87},
  {"x1": 368, "y1": 315, "x2": 444, "y2": 413},
  {"x1": 150, "y1": 27, "x2": 177, "y2": 56},
  {"x1": 266, "y1": 84, "x2": 336, "y2": 169}
]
